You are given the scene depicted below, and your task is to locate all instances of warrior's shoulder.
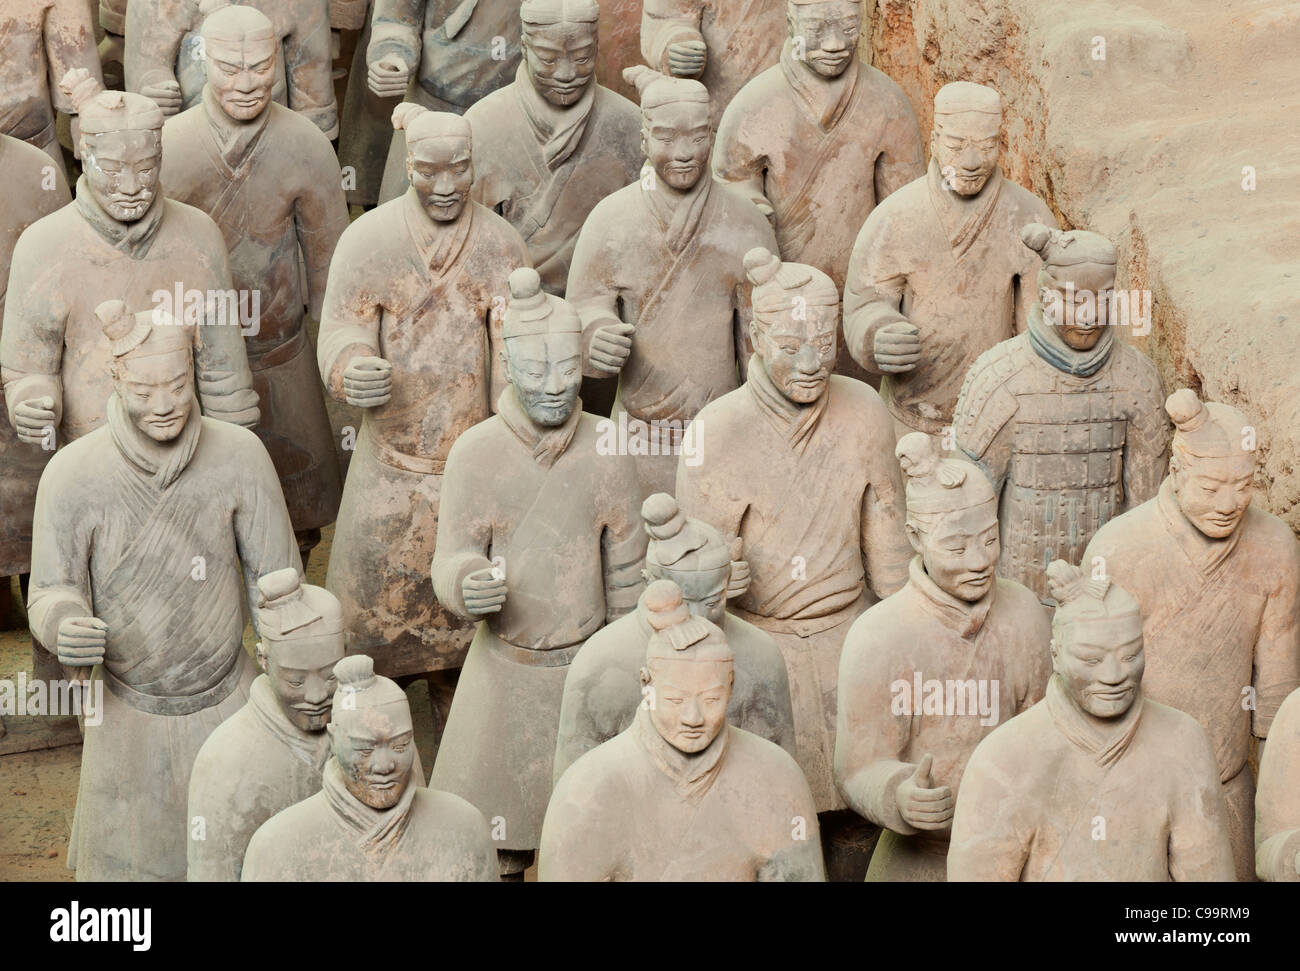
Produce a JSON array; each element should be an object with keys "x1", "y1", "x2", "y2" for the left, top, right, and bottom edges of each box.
[
  {"x1": 968, "y1": 697, "x2": 1050, "y2": 764},
  {"x1": 446, "y1": 414, "x2": 506, "y2": 464},
  {"x1": 594, "y1": 84, "x2": 641, "y2": 127},
  {"x1": 1107, "y1": 340, "x2": 1163, "y2": 389},
  {"x1": 43, "y1": 428, "x2": 113, "y2": 489},
  {"x1": 466, "y1": 202, "x2": 530, "y2": 261},
  {"x1": 199, "y1": 415, "x2": 267, "y2": 456},
  {"x1": 693, "y1": 383, "x2": 753, "y2": 431},
  {"x1": 160, "y1": 197, "x2": 226, "y2": 248},
  {"x1": 413, "y1": 786, "x2": 492, "y2": 837},
  {"x1": 998, "y1": 178, "x2": 1055, "y2": 222},
  {"x1": 954, "y1": 336, "x2": 1032, "y2": 447},
  {"x1": 1240, "y1": 504, "x2": 1300, "y2": 564},
  {"x1": 727, "y1": 64, "x2": 787, "y2": 112},
  {"x1": 829, "y1": 374, "x2": 891, "y2": 426},
  {"x1": 864, "y1": 173, "x2": 929, "y2": 225},
  {"x1": 726, "y1": 726, "x2": 808, "y2": 791},
  {"x1": 14, "y1": 199, "x2": 80, "y2": 252}
]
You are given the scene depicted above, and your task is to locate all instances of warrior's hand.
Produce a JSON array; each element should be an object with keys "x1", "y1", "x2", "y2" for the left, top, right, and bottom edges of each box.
[
  {"x1": 895, "y1": 753, "x2": 954, "y2": 832},
  {"x1": 463, "y1": 566, "x2": 507, "y2": 616},
  {"x1": 343, "y1": 356, "x2": 393, "y2": 408},
  {"x1": 140, "y1": 79, "x2": 183, "y2": 115},
  {"x1": 727, "y1": 537, "x2": 750, "y2": 600},
  {"x1": 56, "y1": 616, "x2": 108, "y2": 667},
  {"x1": 13, "y1": 396, "x2": 58, "y2": 445},
  {"x1": 667, "y1": 40, "x2": 707, "y2": 78},
  {"x1": 588, "y1": 322, "x2": 635, "y2": 376},
  {"x1": 874, "y1": 321, "x2": 921, "y2": 373},
  {"x1": 368, "y1": 54, "x2": 411, "y2": 99}
]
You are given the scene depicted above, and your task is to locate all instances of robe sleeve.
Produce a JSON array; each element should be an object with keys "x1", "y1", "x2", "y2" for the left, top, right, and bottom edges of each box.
[
  {"x1": 46, "y1": 0, "x2": 105, "y2": 114},
  {"x1": 842, "y1": 208, "x2": 911, "y2": 375},
  {"x1": 872, "y1": 88, "x2": 925, "y2": 204},
  {"x1": 860, "y1": 404, "x2": 911, "y2": 598},
  {"x1": 317, "y1": 223, "x2": 385, "y2": 400},
  {"x1": 430, "y1": 434, "x2": 496, "y2": 619},
  {"x1": 712, "y1": 104, "x2": 773, "y2": 218},
  {"x1": 537, "y1": 762, "x2": 622, "y2": 881},
  {"x1": 1253, "y1": 528, "x2": 1300, "y2": 739},
  {"x1": 1167, "y1": 717, "x2": 1237, "y2": 881},
  {"x1": 125, "y1": 0, "x2": 187, "y2": 95},
  {"x1": 675, "y1": 444, "x2": 746, "y2": 554},
  {"x1": 368, "y1": 0, "x2": 423, "y2": 73},
  {"x1": 191, "y1": 221, "x2": 260, "y2": 427},
  {"x1": 1119, "y1": 362, "x2": 1169, "y2": 511},
  {"x1": 640, "y1": 0, "x2": 705, "y2": 73},
  {"x1": 600, "y1": 453, "x2": 647, "y2": 619},
  {"x1": 330, "y1": 0, "x2": 371, "y2": 32},
  {"x1": 284, "y1": 0, "x2": 341, "y2": 139},
  {"x1": 1, "y1": 230, "x2": 68, "y2": 433},
  {"x1": 946, "y1": 737, "x2": 1033, "y2": 881},
  {"x1": 26, "y1": 451, "x2": 95, "y2": 652},
  {"x1": 566, "y1": 214, "x2": 625, "y2": 379},
  {"x1": 232, "y1": 430, "x2": 303, "y2": 629},
  {"x1": 293, "y1": 133, "x2": 351, "y2": 320},
  {"x1": 186, "y1": 743, "x2": 248, "y2": 882},
  {"x1": 757, "y1": 772, "x2": 826, "y2": 882},
  {"x1": 1255, "y1": 689, "x2": 1300, "y2": 881}
]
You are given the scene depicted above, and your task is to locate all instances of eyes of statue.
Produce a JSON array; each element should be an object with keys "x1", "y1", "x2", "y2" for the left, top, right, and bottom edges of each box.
[{"x1": 942, "y1": 137, "x2": 998, "y2": 153}]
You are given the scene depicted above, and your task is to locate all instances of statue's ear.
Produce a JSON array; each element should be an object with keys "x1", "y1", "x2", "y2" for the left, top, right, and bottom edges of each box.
[
  {"x1": 904, "y1": 523, "x2": 923, "y2": 556},
  {"x1": 254, "y1": 641, "x2": 267, "y2": 673},
  {"x1": 638, "y1": 666, "x2": 651, "y2": 688}
]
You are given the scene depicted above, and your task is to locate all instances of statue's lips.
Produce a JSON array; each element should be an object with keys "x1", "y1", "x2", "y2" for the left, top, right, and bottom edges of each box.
[
  {"x1": 366, "y1": 779, "x2": 398, "y2": 790},
  {"x1": 1089, "y1": 685, "x2": 1134, "y2": 702}
]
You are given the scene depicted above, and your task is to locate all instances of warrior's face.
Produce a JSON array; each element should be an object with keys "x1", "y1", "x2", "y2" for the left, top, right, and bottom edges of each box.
[
  {"x1": 753, "y1": 305, "x2": 837, "y2": 405},
  {"x1": 643, "y1": 657, "x2": 732, "y2": 754},
  {"x1": 504, "y1": 332, "x2": 583, "y2": 426},
  {"x1": 523, "y1": 22, "x2": 598, "y2": 108},
  {"x1": 1041, "y1": 263, "x2": 1115, "y2": 351},
  {"x1": 649, "y1": 564, "x2": 730, "y2": 625},
  {"x1": 206, "y1": 34, "x2": 277, "y2": 122},
  {"x1": 642, "y1": 100, "x2": 711, "y2": 191},
  {"x1": 1171, "y1": 451, "x2": 1255, "y2": 539},
  {"x1": 113, "y1": 347, "x2": 195, "y2": 443},
  {"x1": 408, "y1": 136, "x2": 473, "y2": 223},
  {"x1": 329, "y1": 704, "x2": 415, "y2": 810},
  {"x1": 930, "y1": 113, "x2": 1000, "y2": 197},
  {"x1": 1052, "y1": 619, "x2": 1144, "y2": 719},
  {"x1": 910, "y1": 503, "x2": 1000, "y2": 603},
  {"x1": 258, "y1": 636, "x2": 343, "y2": 733},
  {"x1": 82, "y1": 129, "x2": 161, "y2": 223},
  {"x1": 787, "y1": 1, "x2": 861, "y2": 79}
]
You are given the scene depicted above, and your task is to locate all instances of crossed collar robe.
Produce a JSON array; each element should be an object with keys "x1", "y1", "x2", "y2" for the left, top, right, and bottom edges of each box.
[
  {"x1": 161, "y1": 90, "x2": 350, "y2": 535},
  {"x1": 27, "y1": 396, "x2": 300, "y2": 880},
  {"x1": 429, "y1": 388, "x2": 646, "y2": 850},
  {"x1": 1085, "y1": 477, "x2": 1300, "y2": 880},
  {"x1": 675, "y1": 367, "x2": 911, "y2": 811},
  {"x1": 835, "y1": 558, "x2": 1052, "y2": 881},
  {"x1": 948, "y1": 676, "x2": 1235, "y2": 881},
  {"x1": 317, "y1": 191, "x2": 529, "y2": 677}
]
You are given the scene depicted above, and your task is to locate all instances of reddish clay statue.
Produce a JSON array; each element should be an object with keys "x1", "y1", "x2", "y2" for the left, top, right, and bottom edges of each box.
[
  {"x1": 835, "y1": 433, "x2": 1051, "y2": 881},
  {"x1": 430, "y1": 267, "x2": 645, "y2": 877},
  {"x1": 1085, "y1": 389, "x2": 1300, "y2": 880},
  {"x1": 1256, "y1": 687, "x2": 1300, "y2": 881},
  {"x1": 28, "y1": 300, "x2": 301, "y2": 881},
  {"x1": 540, "y1": 579, "x2": 824, "y2": 881},
  {"x1": 954, "y1": 224, "x2": 1168, "y2": 602},
  {"x1": 948, "y1": 560, "x2": 1235, "y2": 881}
]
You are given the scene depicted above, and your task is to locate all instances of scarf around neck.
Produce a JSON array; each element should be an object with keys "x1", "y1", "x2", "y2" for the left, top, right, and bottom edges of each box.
[
  {"x1": 76, "y1": 176, "x2": 166, "y2": 258},
  {"x1": 908, "y1": 555, "x2": 994, "y2": 639},
  {"x1": 632, "y1": 705, "x2": 730, "y2": 805},
  {"x1": 925, "y1": 157, "x2": 1002, "y2": 263},
  {"x1": 640, "y1": 163, "x2": 712, "y2": 255},
  {"x1": 403, "y1": 185, "x2": 475, "y2": 279},
  {"x1": 248, "y1": 674, "x2": 332, "y2": 770},
  {"x1": 497, "y1": 384, "x2": 582, "y2": 468},
  {"x1": 1156, "y1": 475, "x2": 1243, "y2": 576},
  {"x1": 779, "y1": 37, "x2": 860, "y2": 132},
  {"x1": 746, "y1": 354, "x2": 829, "y2": 456},
  {"x1": 321, "y1": 756, "x2": 417, "y2": 857},
  {"x1": 107, "y1": 391, "x2": 203, "y2": 490},
  {"x1": 1026, "y1": 301, "x2": 1114, "y2": 378},
  {"x1": 201, "y1": 82, "x2": 271, "y2": 173},
  {"x1": 514, "y1": 62, "x2": 596, "y2": 170},
  {"x1": 1045, "y1": 672, "x2": 1144, "y2": 769}
]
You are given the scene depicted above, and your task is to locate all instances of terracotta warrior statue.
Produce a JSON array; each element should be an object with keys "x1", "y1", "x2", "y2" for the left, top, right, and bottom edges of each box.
[
  {"x1": 243, "y1": 655, "x2": 498, "y2": 881},
  {"x1": 464, "y1": 0, "x2": 642, "y2": 294},
  {"x1": 430, "y1": 267, "x2": 645, "y2": 878},
  {"x1": 566, "y1": 65, "x2": 777, "y2": 495},
  {"x1": 2, "y1": 69, "x2": 259, "y2": 451},
  {"x1": 161, "y1": 3, "x2": 347, "y2": 562},
  {"x1": 954, "y1": 224, "x2": 1168, "y2": 602},
  {"x1": 540, "y1": 579, "x2": 823, "y2": 881},
  {"x1": 187, "y1": 569, "x2": 344, "y2": 881},
  {"x1": 676, "y1": 247, "x2": 910, "y2": 878},
  {"x1": 834, "y1": 434, "x2": 1051, "y2": 881},
  {"x1": 713, "y1": 0, "x2": 924, "y2": 381},
  {"x1": 28, "y1": 300, "x2": 301, "y2": 881},
  {"x1": 0, "y1": 0, "x2": 102, "y2": 164},
  {"x1": 318, "y1": 103, "x2": 527, "y2": 688},
  {"x1": 948, "y1": 561, "x2": 1235, "y2": 881},
  {"x1": 127, "y1": 0, "x2": 339, "y2": 137},
  {"x1": 554, "y1": 492, "x2": 795, "y2": 781},
  {"x1": 1257, "y1": 687, "x2": 1300, "y2": 881},
  {"x1": 640, "y1": 0, "x2": 785, "y2": 131},
  {"x1": 845, "y1": 82, "x2": 1057, "y2": 440},
  {"x1": 0, "y1": 135, "x2": 69, "y2": 637},
  {"x1": 1085, "y1": 389, "x2": 1300, "y2": 881},
  {"x1": 367, "y1": 0, "x2": 522, "y2": 203}
]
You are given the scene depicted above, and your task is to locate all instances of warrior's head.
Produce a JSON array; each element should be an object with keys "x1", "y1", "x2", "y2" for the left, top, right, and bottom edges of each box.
[
  {"x1": 930, "y1": 82, "x2": 1001, "y2": 198},
  {"x1": 623, "y1": 66, "x2": 710, "y2": 191},
  {"x1": 520, "y1": 0, "x2": 600, "y2": 108},
  {"x1": 98, "y1": 299, "x2": 195, "y2": 443},
  {"x1": 896, "y1": 433, "x2": 999, "y2": 603},
  {"x1": 62, "y1": 69, "x2": 163, "y2": 223},
  {"x1": 199, "y1": 1, "x2": 278, "y2": 123},
  {"x1": 394, "y1": 104, "x2": 473, "y2": 223},
  {"x1": 641, "y1": 494, "x2": 738, "y2": 625},
  {"x1": 638, "y1": 580, "x2": 734, "y2": 755},
  {"x1": 1166, "y1": 389, "x2": 1256, "y2": 540},
  {"x1": 786, "y1": 0, "x2": 861, "y2": 79},
  {"x1": 1021, "y1": 223, "x2": 1117, "y2": 350},
  {"x1": 254, "y1": 569, "x2": 344, "y2": 733},
  {"x1": 501, "y1": 267, "x2": 582, "y2": 426},
  {"x1": 744, "y1": 247, "x2": 839, "y2": 405},
  {"x1": 1048, "y1": 560, "x2": 1144, "y2": 719},
  {"x1": 327, "y1": 655, "x2": 415, "y2": 810}
]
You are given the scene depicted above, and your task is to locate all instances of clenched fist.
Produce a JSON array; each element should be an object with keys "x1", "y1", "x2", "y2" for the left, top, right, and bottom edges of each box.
[
  {"x1": 895, "y1": 753, "x2": 954, "y2": 832},
  {"x1": 13, "y1": 396, "x2": 57, "y2": 446},
  {"x1": 463, "y1": 566, "x2": 507, "y2": 616},
  {"x1": 368, "y1": 54, "x2": 411, "y2": 99},
  {"x1": 57, "y1": 616, "x2": 108, "y2": 668},
  {"x1": 666, "y1": 40, "x2": 707, "y2": 78},
  {"x1": 874, "y1": 321, "x2": 921, "y2": 374},
  {"x1": 343, "y1": 356, "x2": 393, "y2": 408},
  {"x1": 140, "y1": 79, "x2": 183, "y2": 115},
  {"x1": 587, "y1": 322, "x2": 635, "y2": 376}
]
